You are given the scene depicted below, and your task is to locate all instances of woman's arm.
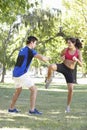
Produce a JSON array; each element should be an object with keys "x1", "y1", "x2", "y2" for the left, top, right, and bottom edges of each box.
[
  {"x1": 73, "y1": 50, "x2": 82, "y2": 67},
  {"x1": 77, "y1": 50, "x2": 82, "y2": 67},
  {"x1": 60, "y1": 48, "x2": 67, "y2": 61}
]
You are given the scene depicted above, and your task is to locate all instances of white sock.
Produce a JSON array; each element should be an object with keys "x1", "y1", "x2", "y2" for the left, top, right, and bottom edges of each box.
[{"x1": 66, "y1": 106, "x2": 70, "y2": 112}]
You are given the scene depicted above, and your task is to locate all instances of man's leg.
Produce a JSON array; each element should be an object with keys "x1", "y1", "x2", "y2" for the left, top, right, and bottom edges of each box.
[
  {"x1": 29, "y1": 86, "x2": 37, "y2": 111},
  {"x1": 29, "y1": 86, "x2": 42, "y2": 115},
  {"x1": 9, "y1": 87, "x2": 22, "y2": 109}
]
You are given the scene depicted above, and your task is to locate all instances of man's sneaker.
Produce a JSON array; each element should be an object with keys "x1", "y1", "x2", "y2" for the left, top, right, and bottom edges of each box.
[
  {"x1": 29, "y1": 108, "x2": 42, "y2": 115},
  {"x1": 45, "y1": 77, "x2": 52, "y2": 89},
  {"x1": 8, "y1": 108, "x2": 19, "y2": 113}
]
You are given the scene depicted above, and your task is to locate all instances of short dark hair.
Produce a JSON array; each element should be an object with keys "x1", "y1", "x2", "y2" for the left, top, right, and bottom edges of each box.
[{"x1": 26, "y1": 36, "x2": 38, "y2": 44}]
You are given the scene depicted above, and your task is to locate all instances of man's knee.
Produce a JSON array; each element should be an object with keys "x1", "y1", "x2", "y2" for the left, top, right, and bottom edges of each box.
[{"x1": 30, "y1": 86, "x2": 37, "y2": 93}]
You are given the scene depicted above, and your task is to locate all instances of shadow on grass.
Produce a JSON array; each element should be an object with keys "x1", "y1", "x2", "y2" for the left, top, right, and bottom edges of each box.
[{"x1": 0, "y1": 83, "x2": 87, "y2": 130}]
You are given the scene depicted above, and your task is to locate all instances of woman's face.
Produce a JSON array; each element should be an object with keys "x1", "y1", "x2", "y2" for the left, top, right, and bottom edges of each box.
[{"x1": 67, "y1": 40, "x2": 75, "y2": 49}]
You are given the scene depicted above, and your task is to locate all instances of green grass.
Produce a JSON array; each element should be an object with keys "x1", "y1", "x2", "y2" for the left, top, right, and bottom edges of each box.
[{"x1": 0, "y1": 82, "x2": 87, "y2": 130}]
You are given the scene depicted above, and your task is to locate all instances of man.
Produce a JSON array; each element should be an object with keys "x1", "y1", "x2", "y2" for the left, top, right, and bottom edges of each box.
[{"x1": 8, "y1": 36, "x2": 49, "y2": 115}]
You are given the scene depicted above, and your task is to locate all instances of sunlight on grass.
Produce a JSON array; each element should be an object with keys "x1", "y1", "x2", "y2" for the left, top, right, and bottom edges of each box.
[
  {"x1": 47, "y1": 110, "x2": 61, "y2": 114},
  {"x1": 49, "y1": 111, "x2": 61, "y2": 114},
  {"x1": 27, "y1": 115, "x2": 50, "y2": 121},
  {"x1": 39, "y1": 88, "x2": 68, "y2": 92},
  {"x1": 0, "y1": 110, "x2": 8, "y2": 113},
  {"x1": 65, "y1": 115, "x2": 81, "y2": 119},
  {"x1": 39, "y1": 88, "x2": 87, "y2": 92},
  {"x1": 0, "y1": 83, "x2": 87, "y2": 130},
  {"x1": 0, "y1": 109, "x2": 50, "y2": 122},
  {"x1": 0, "y1": 128, "x2": 30, "y2": 130}
]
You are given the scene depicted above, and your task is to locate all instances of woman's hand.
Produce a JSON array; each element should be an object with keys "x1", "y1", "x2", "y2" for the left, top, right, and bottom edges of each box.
[
  {"x1": 72, "y1": 56, "x2": 78, "y2": 62},
  {"x1": 73, "y1": 56, "x2": 82, "y2": 67},
  {"x1": 61, "y1": 55, "x2": 65, "y2": 61}
]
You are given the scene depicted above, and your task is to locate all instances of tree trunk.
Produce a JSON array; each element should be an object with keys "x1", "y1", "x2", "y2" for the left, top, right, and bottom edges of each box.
[
  {"x1": 1, "y1": 66, "x2": 6, "y2": 83},
  {"x1": 82, "y1": 73, "x2": 87, "y2": 78}
]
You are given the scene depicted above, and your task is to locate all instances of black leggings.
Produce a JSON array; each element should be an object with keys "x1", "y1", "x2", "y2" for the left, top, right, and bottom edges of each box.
[{"x1": 56, "y1": 63, "x2": 74, "y2": 83}]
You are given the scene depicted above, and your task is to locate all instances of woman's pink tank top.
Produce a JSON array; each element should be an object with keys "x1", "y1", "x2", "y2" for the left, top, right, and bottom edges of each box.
[{"x1": 65, "y1": 48, "x2": 79, "y2": 60}]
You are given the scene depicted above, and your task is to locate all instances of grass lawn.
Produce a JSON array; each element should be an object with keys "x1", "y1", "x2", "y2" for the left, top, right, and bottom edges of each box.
[{"x1": 0, "y1": 82, "x2": 87, "y2": 130}]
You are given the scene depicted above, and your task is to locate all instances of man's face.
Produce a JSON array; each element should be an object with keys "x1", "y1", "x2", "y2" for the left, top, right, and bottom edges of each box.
[{"x1": 31, "y1": 41, "x2": 37, "y2": 49}]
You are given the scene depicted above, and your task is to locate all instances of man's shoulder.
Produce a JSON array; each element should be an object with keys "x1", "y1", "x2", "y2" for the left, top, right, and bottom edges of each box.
[{"x1": 19, "y1": 46, "x2": 28, "y2": 55}]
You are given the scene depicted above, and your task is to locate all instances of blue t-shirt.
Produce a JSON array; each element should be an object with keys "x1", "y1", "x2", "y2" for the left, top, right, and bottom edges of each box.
[{"x1": 13, "y1": 46, "x2": 38, "y2": 77}]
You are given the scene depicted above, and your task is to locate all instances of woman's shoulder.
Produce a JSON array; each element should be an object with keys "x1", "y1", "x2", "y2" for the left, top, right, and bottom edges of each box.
[
  {"x1": 62, "y1": 48, "x2": 68, "y2": 52},
  {"x1": 76, "y1": 48, "x2": 80, "y2": 53},
  {"x1": 61, "y1": 48, "x2": 68, "y2": 55}
]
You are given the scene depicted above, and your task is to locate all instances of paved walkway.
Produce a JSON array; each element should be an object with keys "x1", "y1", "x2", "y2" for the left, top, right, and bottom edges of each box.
[{"x1": 3, "y1": 73, "x2": 87, "y2": 85}]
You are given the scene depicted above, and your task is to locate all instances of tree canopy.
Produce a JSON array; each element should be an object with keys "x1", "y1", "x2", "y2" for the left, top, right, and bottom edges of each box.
[{"x1": 0, "y1": 0, "x2": 87, "y2": 82}]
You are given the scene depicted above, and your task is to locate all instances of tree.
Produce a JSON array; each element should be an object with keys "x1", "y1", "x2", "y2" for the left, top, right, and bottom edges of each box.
[
  {"x1": 0, "y1": 0, "x2": 38, "y2": 82},
  {"x1": 62, "y1": 0, "x2": 87, "y2": 76},
  {"x1": 0, "y1": 1, "x2": 63, "y2": 82}
]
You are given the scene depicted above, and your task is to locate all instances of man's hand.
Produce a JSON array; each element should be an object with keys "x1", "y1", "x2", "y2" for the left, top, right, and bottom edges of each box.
[
  {"x1": 43, "y1": 56, "x2": 50, "y2": 62},
  {"x1": 35, "y1": 54, "x2": 50, "y2": 62}
]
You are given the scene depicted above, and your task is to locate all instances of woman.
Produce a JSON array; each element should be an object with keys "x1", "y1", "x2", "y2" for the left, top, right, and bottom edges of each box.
[{"x1": 45, "y1": 37, "x2": 82, "y2": 112}]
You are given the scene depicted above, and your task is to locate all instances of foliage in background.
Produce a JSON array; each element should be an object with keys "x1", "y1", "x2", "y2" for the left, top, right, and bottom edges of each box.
[
  {"x1": 62, "y1": 0, "x2": 87, "y2": 76},
  {"x1": 0, "y1": 1, "x2": 63, "y2": 82},
  {"x1": 0, "y1": 0, "x2": 87, "y2": 82}
]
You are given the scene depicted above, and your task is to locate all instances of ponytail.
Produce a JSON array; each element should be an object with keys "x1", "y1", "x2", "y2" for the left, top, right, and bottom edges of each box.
[
  {"x1": 75, "y1": 38, "x2": 82, "y2": 49},
  {"x1": 66, "y1": 37, "x2": 82, "y2": 49}
]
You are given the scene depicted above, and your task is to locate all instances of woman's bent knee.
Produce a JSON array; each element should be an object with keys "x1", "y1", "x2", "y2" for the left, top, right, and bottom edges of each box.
[{"x1": 49, "y1": 64, "x2": 57, "y2": 71}]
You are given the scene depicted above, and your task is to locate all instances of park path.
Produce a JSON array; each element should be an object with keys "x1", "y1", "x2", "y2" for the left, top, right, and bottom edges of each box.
[{"x1": 3, "y1": 72, "x2": 87, "y2": 85}]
